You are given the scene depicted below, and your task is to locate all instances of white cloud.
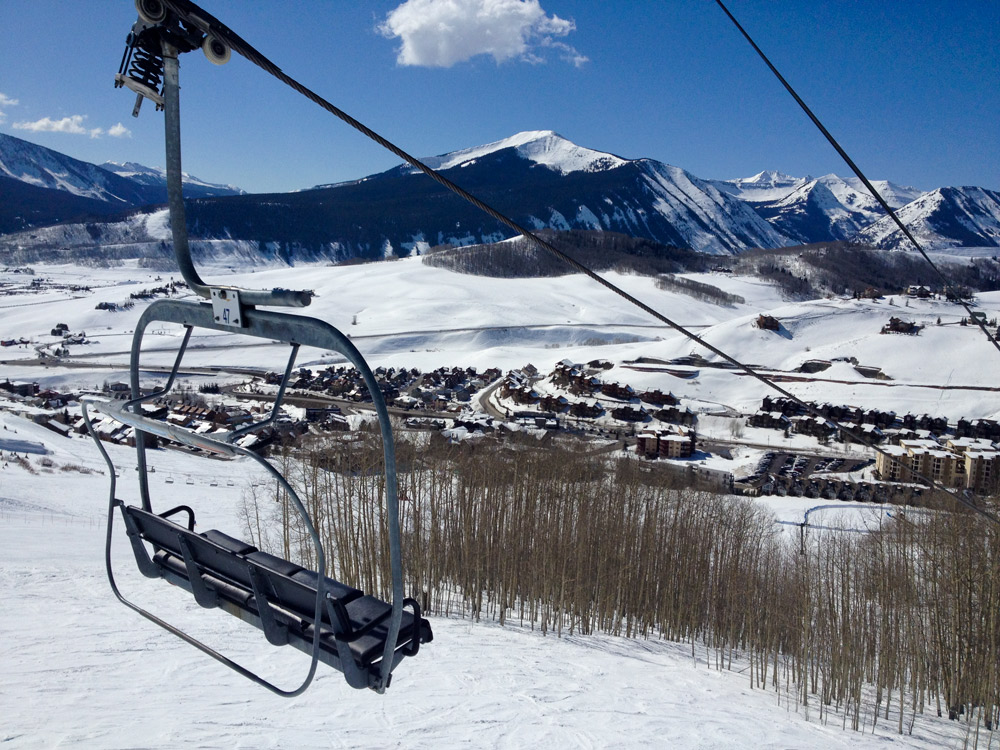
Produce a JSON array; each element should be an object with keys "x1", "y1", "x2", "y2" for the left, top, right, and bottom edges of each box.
[
  {"x1": 379, "y1": 0, "x2": 587, "y2": 68},
  {"x1": 14, "y1": 114, "x2": 90, "y2": 135},
  {"x1": 0, "y1": 92, "x2": 19, "y2": 123},
  {"x1": 108, "y1": 122, "x2": 132, "y2": 138},
  {"x1": 13, "y1": 114, "x2": 113, "y2": 139}
]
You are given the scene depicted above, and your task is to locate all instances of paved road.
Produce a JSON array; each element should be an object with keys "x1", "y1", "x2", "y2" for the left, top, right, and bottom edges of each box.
[
  {"x1": 21, "y1": 320, "x2": 703, "y2": 363},
  {"x1": 477, "y1": 379, "x2": 505, "y2": 420}
]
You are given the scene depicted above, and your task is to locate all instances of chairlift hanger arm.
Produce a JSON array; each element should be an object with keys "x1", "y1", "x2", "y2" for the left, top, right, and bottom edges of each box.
[
  {"x1": 116, "y1": 0, "x2": 312, "y2": 309},
  {"x1": 104, "y1": 0, "x2": 425, "y2": 696}
]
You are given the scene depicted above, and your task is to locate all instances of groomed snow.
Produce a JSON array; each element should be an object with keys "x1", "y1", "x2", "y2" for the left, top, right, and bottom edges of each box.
[
  {"x1": 0, "y1": 410, "x2": 983, "y2": 750},
  {"x1": 1, "y1": 259, "x2": 999, "y2": 748}
]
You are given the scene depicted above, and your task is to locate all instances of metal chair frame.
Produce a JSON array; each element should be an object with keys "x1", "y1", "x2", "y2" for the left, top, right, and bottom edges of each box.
[
  {"x1": 86, "y1": 0, "x2": 413, "y2": 694},
  {"x1": 83, "y1": 299, "x2": 407, "y2": 694}
]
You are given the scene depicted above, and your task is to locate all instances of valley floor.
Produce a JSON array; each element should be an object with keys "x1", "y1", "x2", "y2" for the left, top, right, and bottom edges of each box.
[{"x1": 2, "y1": 259, "x2": 999, "y2": 748}]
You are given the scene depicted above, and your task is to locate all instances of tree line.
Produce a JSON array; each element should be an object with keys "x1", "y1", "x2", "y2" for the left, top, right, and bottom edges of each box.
[{"x1": 242, "y1": 432, "x2": 999, "y2": 743}]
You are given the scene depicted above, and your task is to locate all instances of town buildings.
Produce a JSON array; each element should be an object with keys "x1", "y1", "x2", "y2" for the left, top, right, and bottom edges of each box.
[{"x1": 875, "y1": 437, "x2": 999, "y2": 493}]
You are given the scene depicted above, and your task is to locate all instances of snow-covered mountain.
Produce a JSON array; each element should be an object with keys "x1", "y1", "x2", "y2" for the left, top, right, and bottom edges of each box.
[
  {"x1": 410, "y1": 130, "x2": 791, "y2": 252},
  {"x1": 857, "y1": 186, "x2": 1000, "y2": 250},
  {"x1": 0, "y1": 132, "x2": 241, "y2": 233},
  {"x1": 717, "y1": 172, "x2": 927, "y2": 244},
  {"x1": 414, "y1": 129, "x2": 630, "y2": 175},
  {"x1": 852, "y1": 177, "x2": 925, "y2": 210},
  {"x1": 713, "y1": 170, "x2": 809, "y2": 203},
  {"x1": 178, "y1": 130, "x2": 791, "y2": 258},
  {"x1": 101, "y1": 161, "x2": 244, "y2": 199},
  {"x1": 0, "y1": 132, "x2": 158, "y2": 206},
  {"x1": 717, "y1": 171, "x2": 923, "y2": 212},
  {"x1": 753, "y1": 178, "x2": 874, "y2": 243},
  {"x1": 633, "y1": 159, "x2": 791, "y2": 253},
  {"x1": 165, "y1": 131, "x2": 992, "y2": 257},
  {"x1": 1, "y1": 129, "x2": 997, "y2": 262}
]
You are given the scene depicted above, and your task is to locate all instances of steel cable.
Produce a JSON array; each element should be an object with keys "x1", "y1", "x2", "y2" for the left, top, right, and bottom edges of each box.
[
  {"x1": 714, "y1": 0, "x2": 1000, "y2": 357},
  {"x1": 155, "y1": 0, "x2": 999, "y2": 525}
]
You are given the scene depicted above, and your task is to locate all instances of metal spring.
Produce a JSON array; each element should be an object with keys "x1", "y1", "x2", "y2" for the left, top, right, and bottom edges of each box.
[{"x1": 125, "y1": 32, "x2": 164, "y2": 93}]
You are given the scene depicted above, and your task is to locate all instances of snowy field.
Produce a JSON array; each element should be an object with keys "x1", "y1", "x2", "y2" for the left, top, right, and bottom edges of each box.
[
  {"x1": 4, "y1": 255, "x2": 956, "y2": 409},
  {"x1": 2, "y1": 256, "x2": 998, "y2": 421},
  {"x1": 0, "y1": 413, "x2": 987, "y2": 750},
  {"x1": 2, "y1": 258, "x2": 999, "y2": 748}
]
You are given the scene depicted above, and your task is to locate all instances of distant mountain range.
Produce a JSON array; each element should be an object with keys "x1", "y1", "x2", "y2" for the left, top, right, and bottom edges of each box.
[
  {"x1": 858, "y1": 186, "x2": 1000, "y2": 250},
  {"x1": 100, "y1": 161, "x2": 244, "y2": 199},
  {"x1": 0, "y1": 132, "x2": 242, "y2": 234},
  {"x1": 713, "y1": 171, "x2": 927, "y2": 245},
  {"x1": 0, "y1": 129, "x2": 997, "y2": 262}
]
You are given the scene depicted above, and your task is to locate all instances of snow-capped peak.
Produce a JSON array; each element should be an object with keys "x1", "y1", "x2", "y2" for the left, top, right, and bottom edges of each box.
[
  {"x1": 101, "y1": 161, "x2": 244, "y2": 194},
  {"x1": 741, "y1": 170, "x2": 803, "y2": 187},
  {"x1": 103, "y1": 160, "x2": 162, "y2": 177},
  {"x1": 418, "y1": 130, "x2": 628, "y2": 175},
  {"x1": 715, "y1": 171, "x2": 809, "y2": 203}
]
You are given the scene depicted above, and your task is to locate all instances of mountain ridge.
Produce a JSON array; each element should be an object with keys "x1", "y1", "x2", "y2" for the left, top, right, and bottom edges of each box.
[
  {"x1": 0, "y1": 132, "x2": 243, "y2": 233},
  {"x1": 1, "y1": 129, "x2": 998, "y2": 261},
  {"x1": 101, "y1": 160, "x2": 245, "y2": 198},
  {"x1": 858, "y1": 186, "x2": 1000, "y2": 250}
]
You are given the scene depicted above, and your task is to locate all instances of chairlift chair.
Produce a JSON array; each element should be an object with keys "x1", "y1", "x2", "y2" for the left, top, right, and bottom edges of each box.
[{"x1": 83, "y1": 0, "x2": 431, "y2": 696}]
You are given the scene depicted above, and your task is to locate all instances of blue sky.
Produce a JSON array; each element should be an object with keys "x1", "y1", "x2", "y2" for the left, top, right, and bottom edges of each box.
[{"x1": 1, "y1": 0, "x2": 997, "y2": 195}]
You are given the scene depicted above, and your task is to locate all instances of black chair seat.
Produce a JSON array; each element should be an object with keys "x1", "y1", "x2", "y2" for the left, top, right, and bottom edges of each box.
[
  {"x1": 201, "y1": 529, "x2": 256, "y2": 555},
  {"x1": 245, "y1": 550, "x2": 303, "y2": 577},
  {"x1": 342, "y1": 596, "x2": 392, "y2": 635},
  {"x1": 123, "y1": 503, "x2": 432, "y2": 686},
  {"x1": 290, "y1": 569, "x2": 362, "y2": 605}
]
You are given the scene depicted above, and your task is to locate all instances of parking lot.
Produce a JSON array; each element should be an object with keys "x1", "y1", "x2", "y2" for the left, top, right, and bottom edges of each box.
[{"x1": 743, "y1": 451, "x2": 921, "y2": 503}]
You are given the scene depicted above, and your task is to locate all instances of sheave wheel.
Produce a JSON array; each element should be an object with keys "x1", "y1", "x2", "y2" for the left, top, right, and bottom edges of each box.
[
  {"x1": 135, "y1": 0, "x2": 167, "y2": 24},
  {"x1": 202, "y1": 35, "x2": 232, "y2": 65}
]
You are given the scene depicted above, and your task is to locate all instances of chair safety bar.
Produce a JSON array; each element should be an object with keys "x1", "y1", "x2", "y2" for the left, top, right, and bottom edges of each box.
[
  {"x1": 86, "y1": 298, "x2": 409, "y2": 694},
  {"x1": 85, "y1": 396, "x2": 240, "y2": 457}
]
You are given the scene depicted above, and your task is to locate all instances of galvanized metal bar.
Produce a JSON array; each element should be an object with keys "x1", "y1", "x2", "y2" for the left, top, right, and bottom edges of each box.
[
  {"x1": 125, "y1": 324, "x2": 193, "y2": 410},
  {"x1": 119, "y1": 318, "x2": 186, "y2": 511},
  {"x1": 84, "y1": 396, "x2": 240, "y2": 457},
  {"x1": 227, "y1": 342, "x2": 300, "y2": 443},
  {"x1": 160, "y1": 40, "x2": 312, "y2": 308},
  {"x1": 161, "y1": 42, "x2": 208, "y2": 300}
]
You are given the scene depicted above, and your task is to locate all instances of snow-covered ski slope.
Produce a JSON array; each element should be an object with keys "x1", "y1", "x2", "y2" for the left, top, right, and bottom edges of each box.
[
  {"x1": 0, "y1": 412, "x2": 981, "y2": 750},
  {"x1": 1, "y1": 258, "x2": 999, "y2": 748}
]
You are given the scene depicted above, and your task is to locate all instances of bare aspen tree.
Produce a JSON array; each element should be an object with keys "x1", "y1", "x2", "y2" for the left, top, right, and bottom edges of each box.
[{"x1": 267, "y1": 431, "x2": 999, "y2": 744}]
